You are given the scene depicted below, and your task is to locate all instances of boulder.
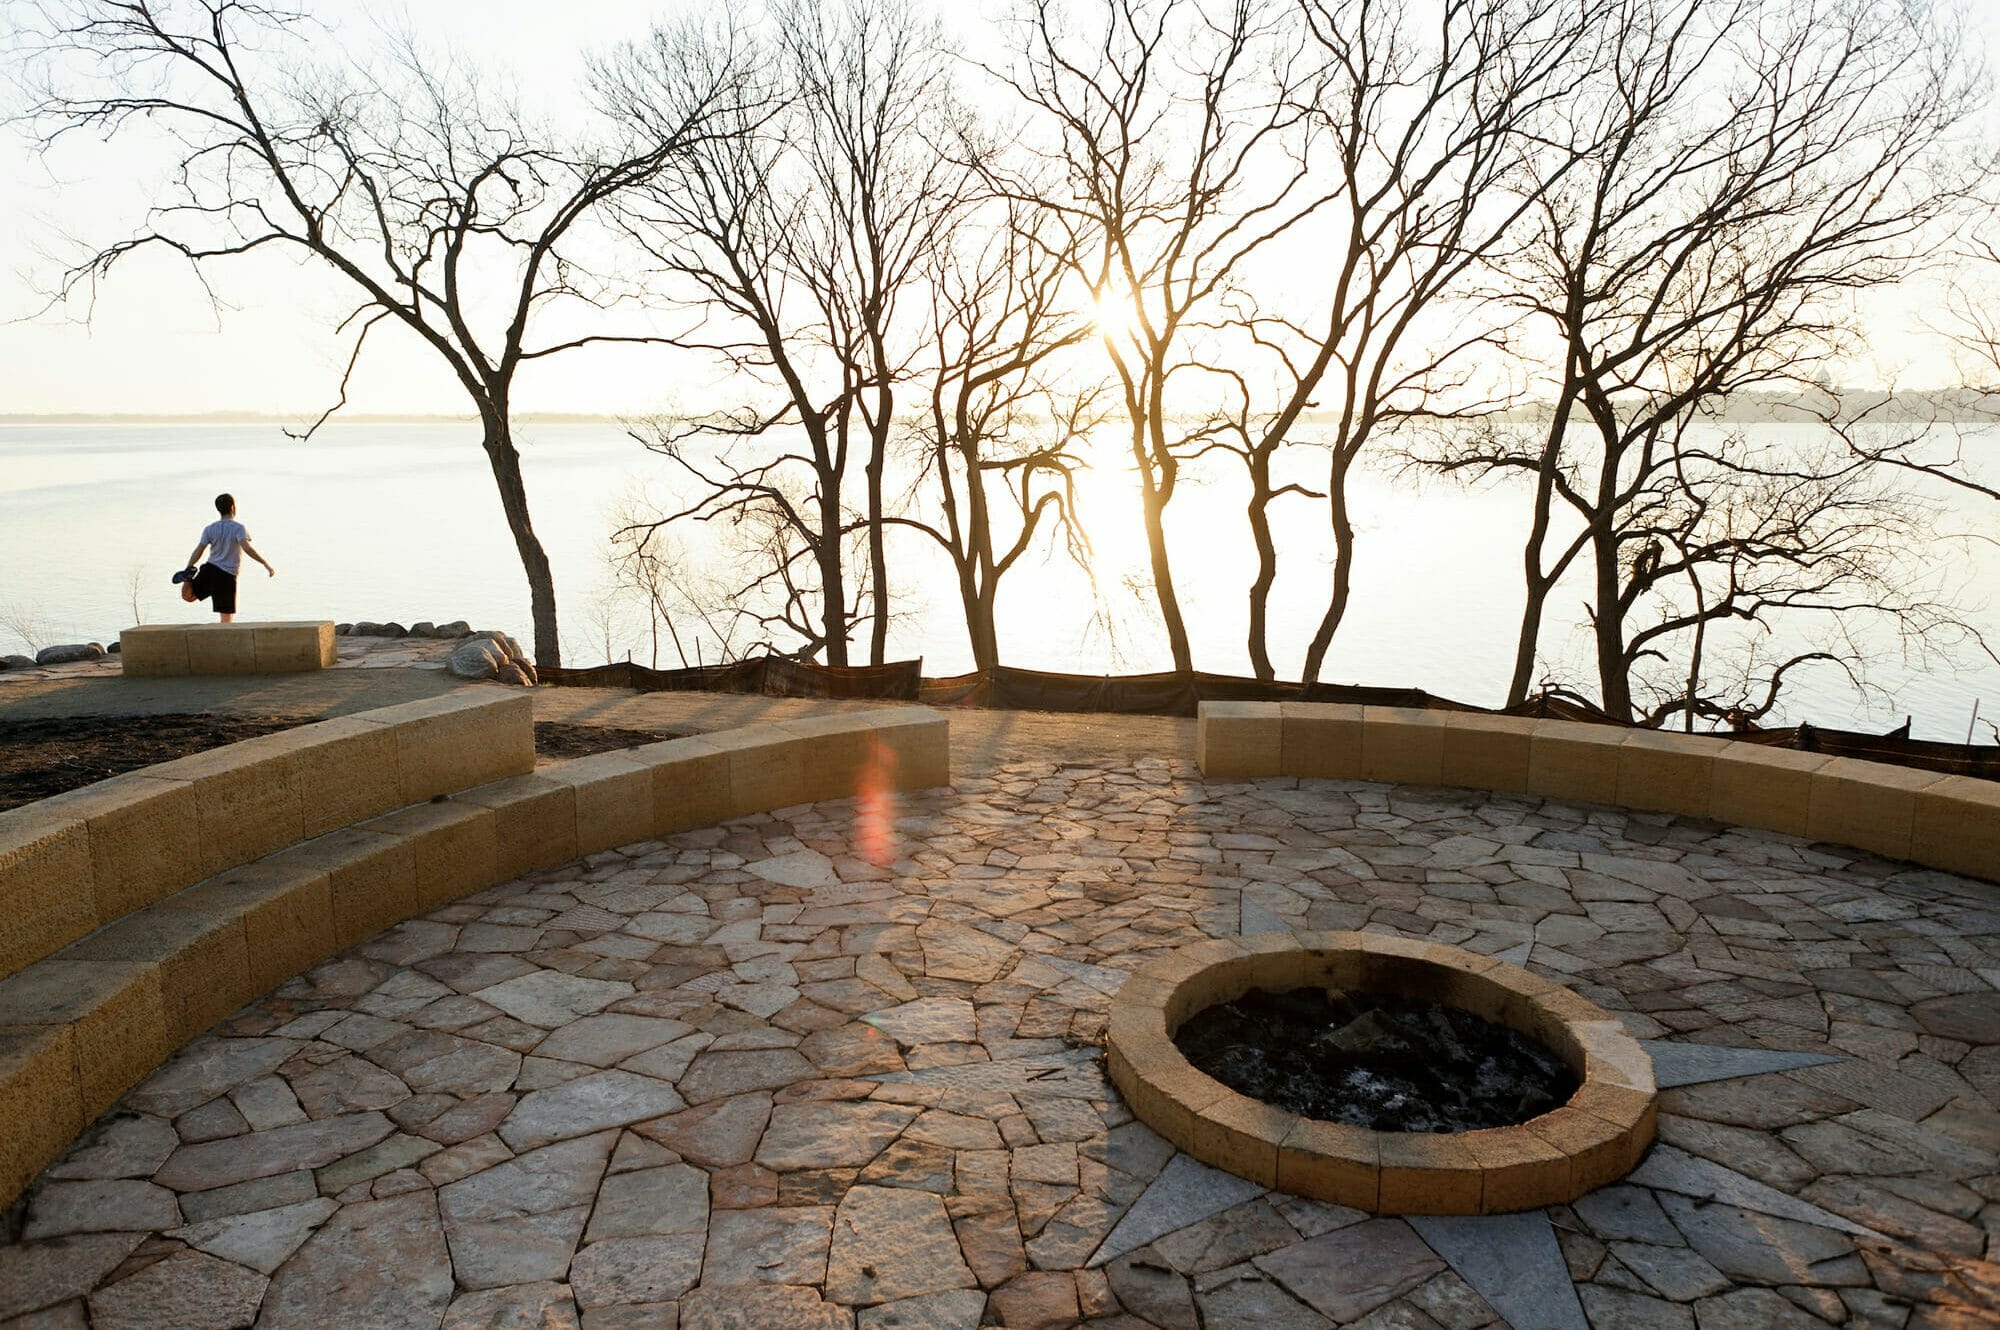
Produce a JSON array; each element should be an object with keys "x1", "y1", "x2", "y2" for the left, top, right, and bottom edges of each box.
[
  {"x1": 335, "y1": 623, "x2": 354, "y2": 636},
  {"x1": 447, "y1": 638, "x2": 508, "y2": 680},
  {"x1": 351, "y1": 622, "x2": 381, "y2": 636},
  {"x1": 409, "y1": 622, "x2": 437, "y2": 638},
  {"x1": 36, "y1": 643, "x2": 106, "y2": 665},
  {"x1": 378, "y1": 622, "x2": 409, "y2": 638},
  {"x1": 435, "y1": 620, "x2": 473, "y2": 639},
  {"x1": 447, "y1": 632, "x2": 536, "y2": 687}
]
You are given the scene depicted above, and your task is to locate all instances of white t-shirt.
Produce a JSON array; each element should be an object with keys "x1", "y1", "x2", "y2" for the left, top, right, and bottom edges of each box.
[{"x1": 201, "y1": 519, "x2": 251, "y2": 575}]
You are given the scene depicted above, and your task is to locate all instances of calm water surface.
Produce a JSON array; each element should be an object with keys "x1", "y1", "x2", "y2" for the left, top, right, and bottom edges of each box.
[{"x1": 3, "y1": 422, "x2": 1994, "y2": 741}]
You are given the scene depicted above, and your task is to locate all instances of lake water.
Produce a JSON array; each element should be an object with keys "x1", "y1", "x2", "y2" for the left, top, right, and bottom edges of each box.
[{"x1": 3, "y1": 421, "x2": 1996, "y2": 741}]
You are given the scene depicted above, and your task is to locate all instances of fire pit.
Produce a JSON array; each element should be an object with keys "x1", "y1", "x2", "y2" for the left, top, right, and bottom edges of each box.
[{"x1": 1104, "y1": 932, "x2": 1656, "y2": 1214}]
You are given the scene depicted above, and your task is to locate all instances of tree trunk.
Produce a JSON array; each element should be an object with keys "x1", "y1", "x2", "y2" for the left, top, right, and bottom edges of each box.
[
  {"x1": 1245, "y1": 450, "x2": 1278, "y2": 683},
  {"x1": 481, "y1": 415, "x2": 562, "y2": 669},
  {"x1": 866, "y1": 445, "x2": 889, "y2": 666},
  {"x1": 1591, "y1": 520, "x2": 1632, "y2": 721},
  {"x1": 970, "y1": 580, "x2": 1000, "y2": 673},
  {"x1": 1508, "y1": 405, "x2": 1574, "y2": 705},
  {"x1": 1299, "y1": 450, "x2": 1358, "y2": 685},
  {"x1": 816, "y1": 476, "x2": 850, "y2": 667},
  {"x1": 1511, "y1": 574, "x2": 1553, "y2": 707},
  {"x1": 1141, "y1": 472, "x2": 1194, "y2": 675},
  {"x1": 1133, "y1": 411, "x2": 1193, "y2": 676}
]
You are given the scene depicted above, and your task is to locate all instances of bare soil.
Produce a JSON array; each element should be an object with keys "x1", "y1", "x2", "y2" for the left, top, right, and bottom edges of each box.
[{"x1": 0, "y1": 714, "x2": 685, "y2": 811}]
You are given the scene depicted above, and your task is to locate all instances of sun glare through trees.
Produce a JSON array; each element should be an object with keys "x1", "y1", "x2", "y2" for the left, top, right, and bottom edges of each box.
[{"x1": 5, "y1": 0, "x2": 2000, "y2": 734}]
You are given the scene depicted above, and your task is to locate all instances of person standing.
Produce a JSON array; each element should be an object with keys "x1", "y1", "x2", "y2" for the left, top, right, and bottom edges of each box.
[{"x1": 185, "y1": 493, "x2": 274, "y2": 623}]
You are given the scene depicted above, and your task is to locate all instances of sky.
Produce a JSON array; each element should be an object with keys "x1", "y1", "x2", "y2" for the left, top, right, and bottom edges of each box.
[{"x1": 1, "y1": 0, "x2": 1997, "y2": 418}]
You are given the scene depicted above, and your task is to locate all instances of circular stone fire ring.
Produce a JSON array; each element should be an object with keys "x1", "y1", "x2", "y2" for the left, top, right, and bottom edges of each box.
[{"x1": 1104, "y1": 932, "x2": 1657, "y2": 1215}]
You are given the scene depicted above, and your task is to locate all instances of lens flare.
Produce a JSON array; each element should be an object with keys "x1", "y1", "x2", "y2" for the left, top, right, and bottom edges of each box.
[{"x1": 856, "y1": 736, "x2": 899, "y2": 867}]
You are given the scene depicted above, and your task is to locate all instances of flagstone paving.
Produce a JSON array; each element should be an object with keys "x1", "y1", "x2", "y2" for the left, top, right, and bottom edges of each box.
[{"x1": 6, "y1": 761, "x2": 2000, "y2": 1328}]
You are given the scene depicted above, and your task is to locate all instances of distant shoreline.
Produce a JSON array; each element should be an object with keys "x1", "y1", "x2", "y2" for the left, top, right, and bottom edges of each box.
[
  {"x1": 0, "y1": 412, "x2": 625, "y2": 426},
  {"x1": 3, "y1": 388, "x2": 1995, "y2": 428}
]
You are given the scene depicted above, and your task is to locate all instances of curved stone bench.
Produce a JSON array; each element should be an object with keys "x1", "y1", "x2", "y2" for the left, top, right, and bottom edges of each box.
[
  {"x1": 0, "y1": 702, "x2": 948, "y2": 1205},
  {"x1": 0, "y1": 691, "x2": 535, "y2": 983},
  {"x1": 1196, "y1": 702, "x2": 2000, "y2": 883},
  {"x1": 120, "y1": 622, "x2": 339, "y2": 676}
]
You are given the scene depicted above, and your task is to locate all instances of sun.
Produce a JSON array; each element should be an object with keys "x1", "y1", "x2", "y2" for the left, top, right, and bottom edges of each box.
[{"x1": 1090, "y1": 288, "x2": 1147, "y2": 342}]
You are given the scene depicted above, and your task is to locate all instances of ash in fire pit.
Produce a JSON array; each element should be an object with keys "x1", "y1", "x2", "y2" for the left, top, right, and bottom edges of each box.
[{"x1": 1174, "y1": 987, "x2": 1578, "y2": 1132}]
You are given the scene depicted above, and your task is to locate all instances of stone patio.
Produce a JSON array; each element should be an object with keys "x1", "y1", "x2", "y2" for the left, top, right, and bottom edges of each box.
[{"x1": 4, "y1": 761, "x2": 1998, "y2": 1328}]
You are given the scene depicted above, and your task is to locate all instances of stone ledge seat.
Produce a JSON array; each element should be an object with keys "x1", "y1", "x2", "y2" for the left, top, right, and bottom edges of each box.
[
  {"x1": 119, "y1": 621, "x2": 338, "y2": 676},
  {"x1": 0, "y1": 700, "x2": 949, "y2": 1205},
  {"x1": 0, "y1": 691, "x2": 535, "y2": 983},
  {"x1": 1197, "y1": 700, "x2": 2000, "y2": 883}
]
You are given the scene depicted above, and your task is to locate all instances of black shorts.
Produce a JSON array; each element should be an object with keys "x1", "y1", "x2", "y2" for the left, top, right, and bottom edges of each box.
[{"x1": 194, "y1": 563, "x2": 238, "y2": 614}]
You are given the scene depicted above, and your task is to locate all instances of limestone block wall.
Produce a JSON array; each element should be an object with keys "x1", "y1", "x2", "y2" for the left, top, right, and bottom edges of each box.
[
  {"x1": 0, "y1": 691, "x2": 535, "y2": 982},
  {"x1": 119, "y1": 621, "x2": 338, "y2": 676},
  {"x1": 0, "y1": 702, "x2": 949, "y2": 1205},
  {"x1": 1197, "y1": 702, "x2": 1999, "y2": 883}
]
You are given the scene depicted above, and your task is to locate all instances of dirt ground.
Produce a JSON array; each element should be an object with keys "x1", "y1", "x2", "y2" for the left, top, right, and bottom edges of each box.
[
  {"x1": 0, "y1": 659, "x2": 1196, "y2": 792},
  {"x1": 0, "y1": 713, "x2": 686, "y2": 811},
  {"x1": 0, "y1": 714, "x2": 313, "y2": 811}
]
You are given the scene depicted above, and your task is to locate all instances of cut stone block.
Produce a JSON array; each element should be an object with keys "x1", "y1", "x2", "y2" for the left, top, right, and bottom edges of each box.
[
  {"x1": 1359, "y1": 707, "x2": 1447, "y2": 786},
  {"x1": 1527, "y1": 721, "x2": 1623, "y2": 806},
  {"x1": 1912, "y1": 775, "x2": 2000, "y2": 883},
  {"x1": 0, "y1": 1025, "x2": 82, "y2": 1207},
  {"x1": 1708, "y1": 744, "x2": 1829, "y2": 838},
  {"x1": 0, "y1": 810, "x2": 97, "y2": 982},
  {"x1": 269, "y1": 828, "x2": 418, "y2": 949},
  {"x1": 1807, "y1": 757, "x2": 1946, "y2": 862},
  {"x1": 1184, "y1": 1090, "x2": 1288, "y2": 1188},
  {"x1": 630, "y1": 739, "x2": 733, "y2": 836},
  {"x1": 252, "y1": 621, "x2": 337, "y2": 672},
  {"x1": 1196, "y1": 702, "x2": 1282, "y2": 779},
  {"x1": 1377, "y1": 1131, "x2": 1482, "y2": 1214},
  {"x1": 1460, "y1": 1126, "x2": 1572, "y2": 1213},
  {"x1": 127, "y1": 621, "x2": 335, "y2": 676},
  {"x1": 0, "y1": 959, "x2": 170, "y2": 1121},
  {"x1": 1280, "y1": 702, "x2": 1363, "y2": 780},
  {"x1": 367, "y1": 691, "x2": 536, "y2": 805},
  {"x1": 865, "y1": 708, "x2": 951, "y2": 791},
  {"x1": 872, "y1": 704, "x2": 948, "y2": 788},
  {"x1": 150, "y1": 737, "x2": 307, "y2": 880},
  {"x1": 700, "y1": 726, "x2": 811, "y2": 815},
  {"x1": 117, "y1": 624, "x2": 191, "y2": 677},
  {"x1": 1277, "y1": 1117, "x2": 1378, "y2": 1212},
  {"x1": 183, "y1": 624, "x2": 259, "y2": 676},
  {"x1": 360, "y1": 801, "x2": 498, "y2": 912},
  {"x1": 180, "y1": 860, "x2": 339, "y2": 992},
  {"x1": 540, "y1": 753, "x2": 652, "y2": 856},
  {"x1": 66, "y1": 899, "x2": 254, "y2": 1046},
  {"x1": 772, "y1": 714, "x2": 878, "y2": 801},
  {"x1": 1616, "y1": 729, "x2": 1716, "y2": 818},
  {"x1": 1439, "y1": 713, "x2": 1537, "y2": 794},
  {"x1": 456, "y1": 775, "x2": 578, "y2": 880},
  {"x1": 35, "y1": 773, "x2": 201, "y2": 923},
  {"x1": 293, "y1": 716, "x2": 403, "y2": 839}
]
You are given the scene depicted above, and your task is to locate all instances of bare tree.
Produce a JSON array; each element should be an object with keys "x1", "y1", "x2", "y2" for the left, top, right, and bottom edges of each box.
[
  {"x1": 1429, "y1": 0, "x2": 1991, "y2": 718},
  {"x1": 885, "y1": 193, "x2": 1105, "y2": 672},
  {"x1": 599, "y1": 0, "x2": 970, "y2": 667},
  {"x1": 16, "y1": 1, "x2": 746, "y2": 667},
  {"x1": 1596, "y1": 426, "x2": 1974, "y2": 729},
  {"x1": 1276, "y1": 0, "x2": 1605, "y2": 684},
  {"x1": 1944, "y1": 235, "x2": 2000, "y2": 399},
  {"x1": 998, "y1": 0, "x2": 1328, "y2": 677},
  {"x1": 1001, "y1": 0, "x2": 1597, "y2": 682},
  {"x1": 126, "y1": 564, "x2": 146, "y2": 626}
]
